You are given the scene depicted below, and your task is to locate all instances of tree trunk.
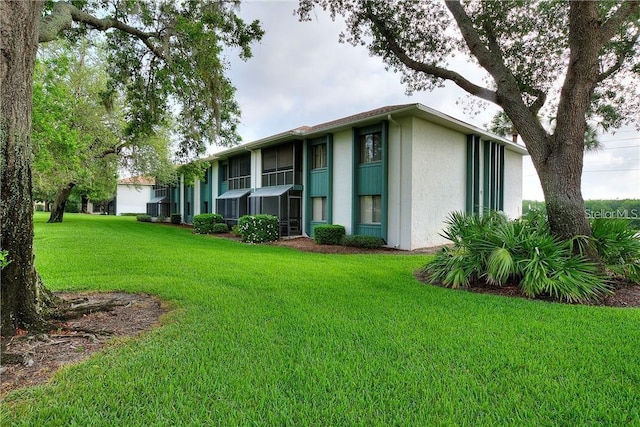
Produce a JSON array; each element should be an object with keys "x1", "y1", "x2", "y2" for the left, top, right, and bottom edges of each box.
[
  {"x1": 0, "y1": 1, "x2": 54, "y2": 337},
  {"x1": 81, "y1": 194, "x2": 89, "y2": 213},
  {"x1": 537, "y1": 144, "x2": 592, "y2": 241},
  {"x1": 48, "y1": 182, "x2": 75, "y2": 223}
]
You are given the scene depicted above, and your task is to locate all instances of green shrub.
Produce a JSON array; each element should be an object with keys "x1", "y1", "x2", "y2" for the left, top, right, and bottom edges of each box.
[
  {"x1": 170, "y1": 213, "x2": 182, "y2": 224},
  {"x1": 591, "y1": 218, "x2": 640, "y2": 282},
  {"x1": 314, "y1": 224, "x2": 346, "y2": 245},
  {"x1": 231, "y1": 224, "x2": 241, "y2": 236},
  {"x1": 136, "y1": 215, "x2": 152, "y2": 222},
  {"x1": 423, "y1": 211, "x2": 612, "y2": 303},
  {"x1": 193, "y1": 213, "x2": 224, "y2": 234},
  {"x1": 238, "y1": 215, "x2": 279, "y2": 243},
  {"x1": 343, "y1": 235, "x2": 383, "y2": 249},
  {"x1": 121, "y1": 212, "x2": 146, "y2": 217},
  {"x1": 212, "y1": 223, "x2": 229, "y2": 233}
]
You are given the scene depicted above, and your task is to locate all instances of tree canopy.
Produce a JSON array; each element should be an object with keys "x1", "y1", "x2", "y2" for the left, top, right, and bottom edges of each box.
[
  {"x1": 39, "y1": 0, "x2": 264, "y2": 160},
  {"x1": 32, "y1": 41, "x2": 177, "y2": 220}
]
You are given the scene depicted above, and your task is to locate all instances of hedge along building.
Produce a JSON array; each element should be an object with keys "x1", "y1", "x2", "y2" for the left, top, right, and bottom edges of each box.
[{"x1": 156, "y1": 104, "x2": 528, "y2": 250}]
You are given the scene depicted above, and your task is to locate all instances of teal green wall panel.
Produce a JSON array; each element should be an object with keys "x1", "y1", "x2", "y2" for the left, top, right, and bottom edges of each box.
[
  {"x1": 356, "y1": 163, "x2": 383, "y2": 195},
  {"x1": 309, "y1": 169, "x2": 328, "y2": 196}
]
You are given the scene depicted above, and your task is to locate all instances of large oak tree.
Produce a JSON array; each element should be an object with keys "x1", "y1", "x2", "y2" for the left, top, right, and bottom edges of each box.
[
  {"x1": 0, "y1": 1, "x2": 262, "y2": 336},
  {"x1": 32, "y1": 41, "x2": 176, "y2": 222},
  {"x1": 298, "y1": 0, "x2": 640, "y2": 241}
]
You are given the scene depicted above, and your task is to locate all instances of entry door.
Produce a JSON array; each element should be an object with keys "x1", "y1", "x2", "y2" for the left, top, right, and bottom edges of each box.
[{"x1": 288, "y1": 196, "x2": 302, "y2": 236}]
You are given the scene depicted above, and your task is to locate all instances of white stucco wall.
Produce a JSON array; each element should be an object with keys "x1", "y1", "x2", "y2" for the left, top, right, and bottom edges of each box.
[
  {"x1": 386, "y1": 116, "x2": 413, "y2": 250},
  {"x1": 116, "y1": 184, "x2": 153, "y2": 215},
  {"x1": 409, "y1": 118, "x2": 467, "y2": 250},
  {"x1": 503, "y1": 148, "x2": 523, "y2": 219},
  {"x1": 331, "y1": 129, "x2": 354, "y2": 234}
]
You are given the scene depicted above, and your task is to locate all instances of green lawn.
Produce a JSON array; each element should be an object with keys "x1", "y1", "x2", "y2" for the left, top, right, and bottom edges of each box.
[{"x1": 2, "y1": 213, "x2": 639, "y2": 425}]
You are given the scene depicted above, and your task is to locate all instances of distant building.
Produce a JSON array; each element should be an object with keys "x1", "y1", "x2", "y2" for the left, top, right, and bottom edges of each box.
[{"x1": 115, "y1": 176, "x2": 155, "y2": 216}]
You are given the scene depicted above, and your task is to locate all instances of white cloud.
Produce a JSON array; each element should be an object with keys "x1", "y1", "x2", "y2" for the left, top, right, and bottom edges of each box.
[{"x1": 223, "y1": 1, "x2": 639, "y2": 201}]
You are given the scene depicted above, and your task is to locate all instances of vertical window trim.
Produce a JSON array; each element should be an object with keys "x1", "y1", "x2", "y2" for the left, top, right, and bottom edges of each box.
[
  {"x1": 466, "y1": 135, "x2": 481, "y2": 214},
  {"x1": 352, "y1": 121, "x2": 388, "y2": 241},
  {"x1": 305, "y1": 135, "x2": 333, "y2": 236}
]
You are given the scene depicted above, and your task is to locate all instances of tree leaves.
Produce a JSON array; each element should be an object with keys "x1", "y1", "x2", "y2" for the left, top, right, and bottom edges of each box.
[{"x1": 41, "y1": 0, "x2": 264, "y2": 162}]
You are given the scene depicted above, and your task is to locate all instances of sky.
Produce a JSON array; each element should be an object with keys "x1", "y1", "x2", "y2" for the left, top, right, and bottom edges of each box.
[{"x1": 222, "y1": 1, "x2": 639, "y2": 201}]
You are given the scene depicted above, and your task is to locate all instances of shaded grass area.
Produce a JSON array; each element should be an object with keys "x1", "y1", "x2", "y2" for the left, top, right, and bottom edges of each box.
[{"x1": 2, "y1": 213, "x2": 639, "y2": 425}]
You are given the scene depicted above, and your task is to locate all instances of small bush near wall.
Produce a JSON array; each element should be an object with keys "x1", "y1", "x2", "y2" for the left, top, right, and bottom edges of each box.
[
  {"x1": 121, "y1": 212, "x2": 146, "y2": 217},
  {"x1": 136, "y1": 215, "x2": 152, "y2": 222},
  {"x1": 212, "y1": 223, "x2": 229, "y2": 233},
  {"x1": 170, "y1": 213, "x2": 182, "y2": 224},
  {"x1": 238, "y1": 215, "x2": 279, "y2": 243},
  {"x1": 343, "y1": 235, "x2": 383, "y2": 249},
  {"x1": 314, "y1": 225, "x2": 346, "y2": 245},
  {"x1": 193, "y1": 213, "x2": 224, "y2": 234}
]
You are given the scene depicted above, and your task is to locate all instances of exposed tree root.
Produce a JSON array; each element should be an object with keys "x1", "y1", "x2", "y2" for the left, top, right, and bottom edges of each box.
[{"x1": 50, "y1": 296, "x2": 133, "y2": 321}]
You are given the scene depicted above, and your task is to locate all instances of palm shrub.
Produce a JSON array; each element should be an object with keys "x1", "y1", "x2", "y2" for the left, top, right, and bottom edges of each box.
[
  {"x1": 424, "y1": 211, "x2": 612, "y2": 303},
  {"x1": 590, "y1": 218, "x2": 640, "y2": 282}
]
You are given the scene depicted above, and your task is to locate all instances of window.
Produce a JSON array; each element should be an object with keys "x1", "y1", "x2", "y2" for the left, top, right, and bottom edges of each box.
[
  {"x1": 262, "y1": 148, "x2": 277, "y2": 172},
  {"x1": 312, "y1": 197, "x2": 326, "y2": 221},
  {"x1": 262, "y1": 141, "x2": 302, "y2": 186},
  {"x1": 228, "y1": 155, "x2": 251, "y2": 190},
  {"x1": 312, "y1": 143, "x2": 327, "y2": 169},
  {"x1": 467, "y1": 136, "x2": 504, "y2": 213},
  {"x1": 203, "y1": 201, "x2": 209, "y2": 213},
  {"x1": 360, "y1": 132, "x2": 382, "y2": 163},
  {"x1": 262, "y1": 142, "x2": 295, "y2": 172},
  {"x1": 360, "y1": 195, "x2": 381, "y2": 223},
  {"x1": 220, "y1": 163, "x2": 228, "y2": 181}
]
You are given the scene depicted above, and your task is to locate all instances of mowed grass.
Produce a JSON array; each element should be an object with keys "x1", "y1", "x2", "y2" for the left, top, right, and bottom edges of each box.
[{"x1": 2, "y1": 213, "x2": 639, "y2": 425}]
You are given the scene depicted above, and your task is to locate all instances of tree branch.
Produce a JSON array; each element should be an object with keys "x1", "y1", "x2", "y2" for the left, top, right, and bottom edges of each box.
[
  {"x1": 598, "y1": 27, "x2": 640, "y2": 82},
  {"x1": 365, "y1": 10, "x2": 498, "y2": 104},
  {"x1": 39, "y1": 1, "x2": 165, "y2": 60},
  {"x1": 599, "y1": 1, "x2": 640, "y2": 44}
]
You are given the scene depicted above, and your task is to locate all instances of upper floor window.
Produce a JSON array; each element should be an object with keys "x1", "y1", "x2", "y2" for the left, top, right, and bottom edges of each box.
[
  {"x1": 360, "y1": 132, "x2": 382, "y2": 163},
  {"x1": 229, "y1": 154, "x2": 251, "y2": 178},
  {"x1": 312, "y1": 143, "x2": 327, "y2": 169},
  {"x1": 262, "y1": 142, "x2": 294, "y2": 172},
  {"x1": 152, "y1": 185, "x2": 168, "y2": 198},
  {"x1": 261, "y1": 141, "x2": 302, "y2": 186}
]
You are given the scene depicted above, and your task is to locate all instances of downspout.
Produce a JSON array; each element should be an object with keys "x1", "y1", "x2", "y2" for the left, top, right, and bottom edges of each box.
[
  {"x1": 387, "y1": 114, "x2": 402, "y2": 249},
  {"x1": 179, "y1": 174, "x2": 185, "y2": 221}
]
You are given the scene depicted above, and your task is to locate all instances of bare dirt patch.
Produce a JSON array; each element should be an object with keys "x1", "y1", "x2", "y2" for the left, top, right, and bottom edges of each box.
[{"x1": 1, "y1": 292, "x2": 167, "y2": 395}]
